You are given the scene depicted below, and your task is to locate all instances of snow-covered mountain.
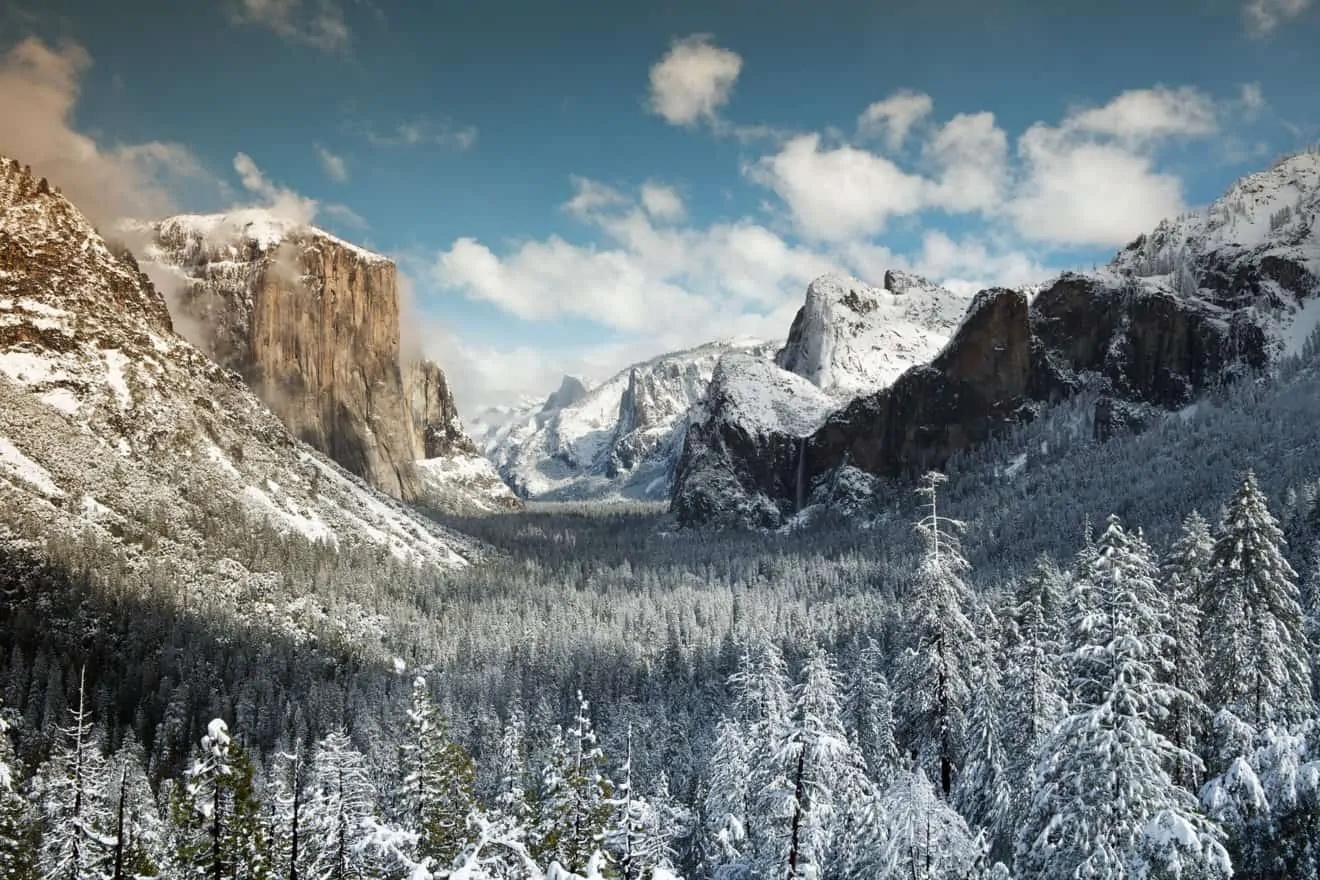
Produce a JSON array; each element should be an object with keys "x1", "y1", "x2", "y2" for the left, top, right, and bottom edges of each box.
[
  {"x1": 479, "y1": 339, "x2": 777, "y2": 501},
  {"x1": 0, "y1": 158, "x2": 484, "y2": 632},
  {"x1": 672, "y1": 149, "x2": 1320, "y2": 527},
  {"x1": 126, "y1": 209, "x2": 518, "y2": 516},
  {"x1": 776, "y1": 271, "x2": 970, "y2": 397}
]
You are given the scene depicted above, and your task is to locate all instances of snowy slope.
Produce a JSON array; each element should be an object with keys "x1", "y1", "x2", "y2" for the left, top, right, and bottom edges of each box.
[
  {"x1": 1112, "y1": 149, "x2": 1320, "y2": 354},
  {"x1": 482, "y1": 339, "x2": 778, "y2": 501},
  {"x1": 0, "y1": 159, "x2": 482, "y2": 623},
  {"x1": 776, "y1": 272, "x2": 971, "y2": 398}
]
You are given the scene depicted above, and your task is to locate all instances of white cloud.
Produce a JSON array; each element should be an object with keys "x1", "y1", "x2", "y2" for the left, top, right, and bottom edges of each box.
[
  {"x1": 1010, "y1": 135, "x2": 1186, "y2": 247},
  {"x1": 363, "y1": 118, "x2": 478, "y2": 150},
  {"x1": 230, "y1": 0, "x2": 350, "y2": 52},
  {"x1": 564, "y1": 176, "x2": 629, "y2": 218},
  {"x1": 1005, "y1": 87, "x2": 1222, "y2": 246},
  {"x1": 316, "y1": 144, "x2": 348, "y2": 181},
  {"x1": 925, "y1": 111, "x2": 1009, "y2": 213},
  {"x1": 640, "y1": 182, "x2": 685, "y2": 222},
  {"x1": 232, "y1": 152, "x2": 320, "y2": 226},
  {"x1": 858, "y1": 90, "x2": 933, "y2": 150},
  {"x1": 1243, "y1": 0, "x2": 1311, "y2": 36},
  {"x1": 0, "y1": 37, "x2": 209, "y2": 226},
  {"x1": 323, "y1": 202, "x2": 367, "y2": 227},
  {"x1": 1239, "y1": 82, "x2": 1267, "y2": 117},
  {"x1": 1067, "y1": 85, "x2": 1218, "y2": 145},
  {"x1": 647, "y1": 34, "x2": 743, "y2": 127},
  {"x1": 747, "y1": 133, "x2": 928, "y2": 241}
]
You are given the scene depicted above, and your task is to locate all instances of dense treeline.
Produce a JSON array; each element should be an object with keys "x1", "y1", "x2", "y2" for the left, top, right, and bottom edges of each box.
[{"x1": 3, "y1": 468, "x2": 1319, "y2": 878}]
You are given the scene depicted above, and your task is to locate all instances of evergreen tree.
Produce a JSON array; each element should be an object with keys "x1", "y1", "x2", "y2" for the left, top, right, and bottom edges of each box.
[
  {"x1": 1203, "y1": 472, "x2": 1313, "y2": 731},
  {"x1": 1000, "y1": 555, "x2": 1067, "y2": 836},
  {"x1": 605, "y1": 727, "x2": 679, "y2": 880},
  {"x1": 172, "y1": 719, "x2": 271, "y2": 880},
  {"x1": 304, "y1": 732, "x2": 382, "y2": 880},
  {"x1": 700, "y1": 717, "x2": 752, "y2": 879},
  {"x1": 532, "y1": 694, "x2": 614, "y2": 876},
  {"x1": 954, "y1": 660, "x2": 1013, "y2": 864},
  {"x1": 34, "y1": 668, "x2": 113, "y2": 880},
  {"x1": 1159, "y1": 510, "x2": 1213, "y2": 788},
  {"x1": 106, "y1": 733, "x2": 169, "y2": 879},
  {"x1": 894, "y1": 471, "x2": 977, "y2": 798},
  {"x1": 399, "y1": 677, "x2": 478, "y2": 871},
  {"x1": 862, "y1": 766, "x2": 985, "y2": 880},
  {"x1": 755, "y1": 649, "x2": 867, "y2": 880},
  {"x1": 0, "y1": 698, "x2": 37, "y2": 880},
  {"x1": 845, "y1": 639, "x2": 900, "y2": 786},
  {"x1": 1015, "y1": 517, "x2": 1229, "y2": 880}
]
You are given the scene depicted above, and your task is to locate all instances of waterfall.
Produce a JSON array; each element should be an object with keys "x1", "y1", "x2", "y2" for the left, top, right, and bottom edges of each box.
[{"x1": 795, "y1": 436, "x2": 807, "y2": 512}]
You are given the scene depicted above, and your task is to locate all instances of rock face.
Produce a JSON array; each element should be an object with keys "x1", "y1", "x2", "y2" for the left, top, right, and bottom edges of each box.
[
  {"x1": 775, "y1": 273, "x2": 969, "y2": 397},
  {"x1": 136, "y1": 212, "x2": 518, "y2": 514},
  {"x1": 0, "y1": 157, "x2": 480, "y2": 582},
  {"x1": 478, "y1": 339, "x2": 777, "y2": 501},
  {"x1": 672, "y1": 151, "x2": 1320, "y2": 526}
]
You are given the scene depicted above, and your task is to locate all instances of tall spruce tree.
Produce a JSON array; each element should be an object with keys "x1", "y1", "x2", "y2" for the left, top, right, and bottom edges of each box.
[{"x1": 1203, "y1": 472, "x2": 1313, "y2": 731}]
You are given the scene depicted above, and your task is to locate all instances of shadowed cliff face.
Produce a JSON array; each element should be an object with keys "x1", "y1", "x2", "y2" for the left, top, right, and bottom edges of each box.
[{"x1": 144, "y1": 216, "x2": 504, "y2": 508}]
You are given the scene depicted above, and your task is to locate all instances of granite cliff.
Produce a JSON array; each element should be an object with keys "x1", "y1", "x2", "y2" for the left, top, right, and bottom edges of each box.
[{"x1": 135, "y1": 212, "x2": 517, "y2": 514}]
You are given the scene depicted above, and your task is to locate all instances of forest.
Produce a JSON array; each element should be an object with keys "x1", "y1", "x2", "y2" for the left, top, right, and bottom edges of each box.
[{"x1": 5, "y1": 347, "x2": 1320, "y2": 878}]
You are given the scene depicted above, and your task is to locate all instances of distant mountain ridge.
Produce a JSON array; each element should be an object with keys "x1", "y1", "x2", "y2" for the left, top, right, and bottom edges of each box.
[{"x1": 671, "y1": 149, "x2": 1320, "y2": 527}]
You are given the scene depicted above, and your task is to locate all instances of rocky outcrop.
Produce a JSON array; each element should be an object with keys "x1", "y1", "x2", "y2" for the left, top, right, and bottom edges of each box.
[
  {"x1": 672, "y1": 152, "x2": 1320, "y2": 526},
  {"x1": 137, "y1": 212, "x2": 518, "y2": 514}
]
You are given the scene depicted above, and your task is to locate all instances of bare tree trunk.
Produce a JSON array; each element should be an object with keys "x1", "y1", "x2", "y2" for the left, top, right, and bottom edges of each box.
[
  {"x1": 786, "y1": 748, "x2": 806, "y2": 880},
  {"x1": 112, "y1": 768, "x2": 128, "y2": 880}
]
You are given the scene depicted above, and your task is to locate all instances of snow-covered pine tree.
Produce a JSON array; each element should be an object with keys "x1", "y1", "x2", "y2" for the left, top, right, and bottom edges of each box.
[
  {"x1": 106, "y1": 733, "x2": 170, "y2": 879},
  {"x1": 1000, "y1": 555, "x2": 1067, "y2": 836},
  {"x1": 954, "y1": 659, "x2": 1013, "y2": 864},
  {"x1": 845, "y1": 639, "x2": 900, "y2": 786},
  {"x1": 605, "y1": 726, "x2": 678, "y2": 880},
  {"x1": 493, "y1": 708, "x2": 531, "y2": 826},
  {"x1": 861, "y1": 765, "x2": 986, "y2": 880},
  {"x1": 1203, "y1": 472, "x2": 1313, "y2": 731},
  {"x1": 893, "y1": 471, "x2": 977, "y2": 798},
  {"x1": 1015, "y1": 516, "x2": 1229, "y2": 880},
  {"x1": 303, "y1": 731, "x2": 383, "y2": 880},
  {"x1": 34, "y1": 667, "x2": 113, "y2": 880},
  {"x1": 754, "y1": 648, "x2": 867, "y2": 880},
  {"x1": 0, "y1": 697, "x2": 37, "y2": 880},
  {"x1": 532, "y1": 694, "x2": 614, "y2": 876},
  {"x1": 172, "y1": 719, "x2": 271, "y2": 880},
  {"x1": 1160, "y1": 510, "x2": 1213, "y2": 788},
  {"x1": 700, "y1": 716, "x2": 752, "y2": 879},
  {"x1": 398, "y1": 676, "x2": 478, "y2": 871}
]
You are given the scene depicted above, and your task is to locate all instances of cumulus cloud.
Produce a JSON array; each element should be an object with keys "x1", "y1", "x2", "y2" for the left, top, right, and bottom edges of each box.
[
  {"x1": 1243, "y1": 0, "x2": 1311, "y2": 36},
  {"x1": 747, "y1": 134, "x2": 928, "y2": 241},
  {"x1": 432, "y1": 176, "x2": 840, "y2": 349},
  {"x1": 316, "y1": 144, "x2": 348, "y2": 181},
  {"x1": 1006, "y1": 87, "x2": 1222, "y2": 246},
  {"x1": 640, "y1": 182, "x2": 685, "y2": 222},
  {"x1": 924, "y1": 111, "x2": 1009, "y2": 213},
  {"x1": 0, "y1": 37, "x2": 207, "y2": 226},
  {"x1": 362, "y1": 118, "x2": 478, "y2": 150},
  {"x1": 647, "y1": 34, "x2": 743, "y2": 127},
  {"x1": 858, "y1": 90, "x2": 934, "y2": 150},
  {"x1": 229, "y1": 0, "x2": 350, "y2": 52},
  {"x1": 232, "y1": 152, "x2": 319, "y2": 226}
]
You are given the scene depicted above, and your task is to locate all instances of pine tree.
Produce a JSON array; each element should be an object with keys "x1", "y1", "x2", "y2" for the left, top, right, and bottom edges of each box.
[
  {"x1": 605, "y1": 726, "x2": 679, "y2": 880},
  {"x1": 0, "y1": 698, "x2": 38, "y2": 880},
  {"x1": 756, "y1": 649, "x2": 868, "y2": 880},
  {"x1": 860, "y1": 766, "x2": 985, "y2": 880},
  {"x1": 106, "y1": 733, "x2": 169, "y2": 879},
  {"x1": 894, "y1": 471, "x2": 977, "y2": 798},
  {"x1": 1000, "y1": 555, "x2": 1067, "y2": 836},
  {"x1": 1015, "y1": 517, "x2": 1230, "y2": 880},
  {"x1": 398, "y1": 677, "x2": 478, "y2": 871},
  {"x1": 845, "y1": 639, "x2": 900, "y2": 786},
  {"x1": 172, "y1": 719, "x2": 271, "y2": 880},
  {"x1": 34, "y1": 668, "x2": 113, "y2": 880},
  {"x1": 700, "y1": 717, "x2": 752, "y2": 879},
  {"x1": 954, "y1": 660, "x2": 1013, "y2": 864},
  {"x1": 1160, "y1": 510, "x2": 1213, "y2": 788},
  {"x1": 304, "y1": 731, "x2": 382, "y2": 880},
  {"x1": 532, "y1": 694, "x2": 614, "y2": 876},
  {"x1": 1203, "y1": 472, "x2": 1313, "y2": 731}
]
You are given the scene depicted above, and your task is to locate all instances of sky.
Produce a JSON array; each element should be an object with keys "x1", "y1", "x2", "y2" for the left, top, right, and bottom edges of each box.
[{"x1": 1, "y1": 0, "x2": 1318, "y2": 414}]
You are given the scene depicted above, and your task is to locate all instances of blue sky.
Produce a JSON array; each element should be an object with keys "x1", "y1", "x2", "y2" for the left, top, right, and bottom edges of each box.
[{"x1": 1, "y1": 0, "x2": 1318, "y2": 411}]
